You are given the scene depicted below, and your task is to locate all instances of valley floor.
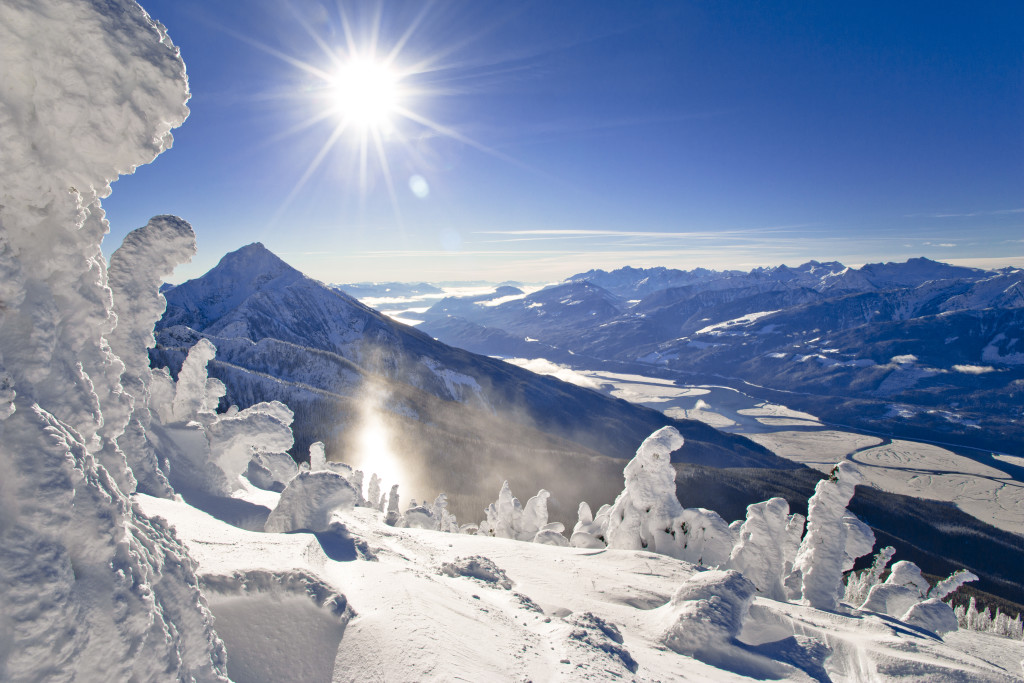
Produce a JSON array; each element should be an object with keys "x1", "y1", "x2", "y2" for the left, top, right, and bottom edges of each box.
[{"x1": 568, "y1": 369, "x2": 1024, "y2": 537}]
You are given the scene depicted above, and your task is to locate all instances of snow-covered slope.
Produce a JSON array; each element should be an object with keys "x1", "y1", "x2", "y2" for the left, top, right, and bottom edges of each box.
[
  {"x1": 137, "y1": 483, "x2": 1024, "y2": 682},
  {"x1": 152, "y1": 244, "x2": 790, "y2": 527}
]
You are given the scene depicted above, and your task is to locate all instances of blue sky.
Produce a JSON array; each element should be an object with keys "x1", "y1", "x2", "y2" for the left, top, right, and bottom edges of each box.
[{"x1": 103, "y1": 0, "x2": 1023, "y2": 283}]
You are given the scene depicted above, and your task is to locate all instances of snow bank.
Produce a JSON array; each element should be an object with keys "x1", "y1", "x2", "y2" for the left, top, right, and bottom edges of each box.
[
  {"x1": 567, "y1": 612, "x2": 638, "y2": 674},
  {"x1": 265, "y1": 471, "x2": 358, "y2": 533},
  {"x1": 661, "y1": 569, "x2": 755, "y2": 656},
  {"x1": 439, "y1": 556, "x2": 513, "y2": 589},
  {"x1": 0, "y1": 0, "x2": 231, "y2": 679},
  {"x1": 200, "y1": 569, "x2": 353, "y2": 683}
]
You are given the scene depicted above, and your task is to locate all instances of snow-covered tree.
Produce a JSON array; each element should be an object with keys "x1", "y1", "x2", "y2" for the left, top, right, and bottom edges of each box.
[
  {"x1": 367, "y1": 474, "x2": 383, "y2": 512},
  {"x1": 728, "y1": 497, "x2": 795, "y2": 601},
  {"x1": 479, "y1": 481, "x2": 568, "y2": 544},
  {"x1": 861, "y1": 560, "x2": 930, "y2": 617},
  {"x1": 570, "y1": 501, "x2": 608, "y2": 548},
  {"x1": 844, "y1": 545, "x2": 895, "y2": 606},
  {"x1": 928, "y1": 569, "x2": 978, "y2": 601},
  {"x1": 787, "y1": 462, "x2": 864, "y2": 610},
  {"x1": 603, "y1": 427, "x2": 733, "y2": 566},
  {"x1": 385, "y1": 484, "x2": 402, "y2": 526},
  {"x1": 0, "y1": 1, "x2": 228, "y2": 678}
]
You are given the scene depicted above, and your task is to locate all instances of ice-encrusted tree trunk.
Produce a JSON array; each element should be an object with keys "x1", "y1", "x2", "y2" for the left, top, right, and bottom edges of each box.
[
  {"x1": 0, "y1": 1, "x2": 229, "y2": 679},
  {"x1": 786, "y1": 462, "x2": 863, "y2": 610}
]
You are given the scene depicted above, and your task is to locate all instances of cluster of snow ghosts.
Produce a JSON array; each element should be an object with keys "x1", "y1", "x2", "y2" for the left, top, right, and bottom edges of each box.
[
  {"x1": 845, "y1": 550, "x2": 978, "y2": 636},
  {"x1": 567, "y1": 427, "x2": 977, "y2": 639},
  {"x1": 0, "y1": 1, "x2": 231, "y2": 680},
  {"x1": 473, "y1": 482, "x2": 570, "y2": 545}
]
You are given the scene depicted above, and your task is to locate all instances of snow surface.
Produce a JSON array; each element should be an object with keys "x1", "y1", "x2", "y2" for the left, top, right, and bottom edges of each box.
[{"x1": 137, "y1": 492, "x2": 1024, "y2": 681}]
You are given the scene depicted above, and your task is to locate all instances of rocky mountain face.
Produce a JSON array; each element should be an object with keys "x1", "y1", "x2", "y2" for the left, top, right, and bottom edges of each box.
[
  {"x1": 152, "y1": 244, "x2": 788, "y2": 526},
  {"x1": 418, "y1": 259, "x2": 1024, "y2": 454}
]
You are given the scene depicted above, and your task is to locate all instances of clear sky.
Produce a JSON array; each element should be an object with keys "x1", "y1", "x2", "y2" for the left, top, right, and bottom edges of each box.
[{"x1": 103, "y1": 0, "x2": 1024, "y2": 284}]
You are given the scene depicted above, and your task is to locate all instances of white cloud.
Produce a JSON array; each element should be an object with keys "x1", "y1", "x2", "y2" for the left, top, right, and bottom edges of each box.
[
  {"x1": 912, "y1": 208, "x2": 1024, "y2": 218},
  {"x1": 952, "y1": 364, "x2": 996, "y2": 375}
]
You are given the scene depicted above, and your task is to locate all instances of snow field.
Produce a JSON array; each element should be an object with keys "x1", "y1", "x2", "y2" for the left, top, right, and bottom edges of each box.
[{"x1": 138, "y1": 493, "x2": 1024, "y2": 681}]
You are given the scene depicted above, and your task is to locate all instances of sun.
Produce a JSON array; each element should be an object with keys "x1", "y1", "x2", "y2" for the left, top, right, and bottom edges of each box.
[{"x1": 328, "y1": 58, "x2": 402, "y2": 130}]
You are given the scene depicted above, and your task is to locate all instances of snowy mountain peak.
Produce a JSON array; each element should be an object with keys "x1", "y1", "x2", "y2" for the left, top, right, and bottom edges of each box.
[
  {"x1": 211, "y1": 242, "x2": 301, "y2": 283},
  {"x1": 161, "y1": 243, "x2": 308, "y2": 330}
]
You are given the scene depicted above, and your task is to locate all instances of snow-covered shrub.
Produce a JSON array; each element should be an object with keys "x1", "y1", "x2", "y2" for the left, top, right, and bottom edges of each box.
[
  {"x1": 404, "y1": 503, "x2": 439, "y2": 530},
  {"x1": 860, "y1": 560, "x2": 930, "y2": 617},
  {"x1": 149, "y1": 338, "x2": 296, "y2": 496},
  {"x1": 604, "y1": 427, "x2": 733, "y2": 566},
  {"x1": 902, "y1": 599, "x2": 959, "y2": 635},
  {"x1": 844, "y1": 545, "x2": 895, "y2": 606},
  {"x1": 264, "y1": 471, "x2": 358, "y2": 533},
  {"x1": 660, "y1": 569, "x2": 756, "y2": 657},
  {"x1": 786, "y1": 462, "x2": 865, "y2": 610},
  {"x1": 570, "y1": 501, "x2": 608, "y2": 548}
]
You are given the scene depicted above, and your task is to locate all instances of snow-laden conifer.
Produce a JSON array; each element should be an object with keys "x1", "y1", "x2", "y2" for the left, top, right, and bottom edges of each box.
[
  {"x1": 605, "y1": 427, "x2": 732, "y2": 566},
  {"x1": 728, "y1": 497, "x2": 793, "y2": 601},
  {"x1": 787, "y1": 462, "x2": 863, "y2": 609},
  {"x1": 928, "y1": 569, "x2": 979, "y2": 601}
]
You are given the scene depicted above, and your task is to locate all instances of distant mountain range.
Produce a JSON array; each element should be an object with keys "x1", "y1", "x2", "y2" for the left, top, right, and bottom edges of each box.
[
  {"x1": 152, "y1": 243, "x2": 787, "y2": 526},
  {"x1": 418, "y1": 258, "x2": 1024, "y2": 455}
]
